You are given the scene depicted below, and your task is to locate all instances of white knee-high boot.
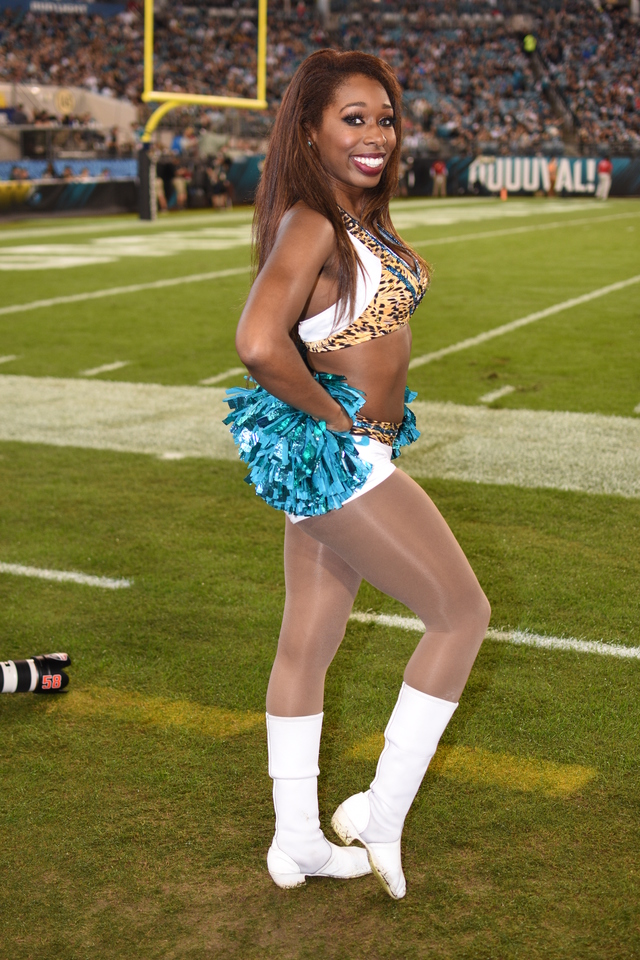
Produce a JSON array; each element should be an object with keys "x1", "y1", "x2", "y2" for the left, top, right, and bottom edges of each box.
[
  {"x1": 332, "y1": 683, "x2": 457, "y2": 899},
  {"x1": 266, "y1": 712, "x2": 371, "y2": 888}
]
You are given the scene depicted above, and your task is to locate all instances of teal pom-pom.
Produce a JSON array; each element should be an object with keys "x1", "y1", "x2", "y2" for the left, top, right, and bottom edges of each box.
[
  {"x1": 392, "y1": 386, "x2": 420, "y2": 460},
  {"x1": 223, "y1": 373, "x2": 372, "y2": 516}
]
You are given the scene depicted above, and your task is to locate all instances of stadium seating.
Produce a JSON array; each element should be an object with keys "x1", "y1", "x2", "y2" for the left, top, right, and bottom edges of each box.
[{"x1": 0, "y1": 0, "x2": 638, "y2": 156}]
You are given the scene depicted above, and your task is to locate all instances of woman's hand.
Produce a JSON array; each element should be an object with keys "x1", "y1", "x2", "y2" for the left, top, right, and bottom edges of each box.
[{"x1": 325, "y1": 403, "x2": 353, "y2": 433}]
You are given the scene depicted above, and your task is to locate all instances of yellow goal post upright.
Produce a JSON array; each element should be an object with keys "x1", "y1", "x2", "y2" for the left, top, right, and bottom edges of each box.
[{"x1": 138, "y1": 0, "x2": 268, "y2": 219}]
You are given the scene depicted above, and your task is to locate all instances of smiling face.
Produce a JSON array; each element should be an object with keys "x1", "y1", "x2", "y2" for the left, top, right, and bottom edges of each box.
[{"x1": 309, "y1": 74, "x2": 397, "y2": 214}]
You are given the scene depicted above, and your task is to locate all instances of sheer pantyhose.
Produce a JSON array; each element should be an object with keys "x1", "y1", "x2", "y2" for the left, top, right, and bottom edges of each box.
[{"x1": 266, "y1": 469, "x2": 491, "y2": 717}]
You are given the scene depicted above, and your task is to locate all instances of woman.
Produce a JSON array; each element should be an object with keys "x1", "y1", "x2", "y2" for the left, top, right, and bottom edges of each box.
[{"x1": 227, "y1": 50, "x2": 491, "y2": 899}]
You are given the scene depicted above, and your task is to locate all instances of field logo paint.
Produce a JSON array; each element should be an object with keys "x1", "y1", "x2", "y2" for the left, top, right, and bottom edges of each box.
[
  {"x1": 469, "y1": 157, "x2": 597, "y2": 196},
  {"x1": 0, "y1": 224, "x2": 253, "y2": 271},
  {"x1": 347, "y1": 737, "x2": 597, "y2": 798}
]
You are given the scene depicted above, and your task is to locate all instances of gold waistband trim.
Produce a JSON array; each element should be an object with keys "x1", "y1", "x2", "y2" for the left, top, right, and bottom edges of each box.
[{"x1": 352, "y1": 414, "x2": 401, "y2": 447}]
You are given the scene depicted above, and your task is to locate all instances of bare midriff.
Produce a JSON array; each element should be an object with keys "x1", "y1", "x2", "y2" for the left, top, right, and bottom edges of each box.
[{"x1": 307, "y1": 324, "x2": 412, "y2": 424}]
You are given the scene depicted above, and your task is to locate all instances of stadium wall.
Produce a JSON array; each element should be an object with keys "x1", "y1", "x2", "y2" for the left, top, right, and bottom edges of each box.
[
  {"x1": 2, "y1": 156, "x2": 639, "y2": 217},
  {"x1": 0, "y1": 177, "x2": 137, "y2": 215}
]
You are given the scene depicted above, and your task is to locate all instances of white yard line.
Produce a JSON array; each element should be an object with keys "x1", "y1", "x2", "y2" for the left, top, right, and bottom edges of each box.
[
  {"x1": 0, "y1": 266, "x2": 250, "y2": 318},
  {"x1": 479, "y1": 385, "x2": 515, "y2": 404},
  {"x1": 0, "y1": 561, "x2": 131, "y2": 589},
  {"x1": 199, "y1": 366, "x2": 246, "y2": 385},
  {"x1": 411, "y1": 210, "x2": 640, "y2": 247},
  {"x1": 409, "y1": 274, "x2": 640, "y2": 370},
  {"x1": 0, "y1": 210, "x2": 253, "y2": 243},
  {"x1": 80, "y1": 360, "x2": 130, "y2": 377},
  {"x1": 348, "y1": 612, "x2": 640, "y2": 661},
  {"x1": 0, "y1": 355, "x2": 19, "y2": 365}
]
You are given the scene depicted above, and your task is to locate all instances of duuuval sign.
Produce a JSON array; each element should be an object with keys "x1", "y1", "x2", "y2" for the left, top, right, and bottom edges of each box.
[{"x1": 469, "y1": 157, "x2": 598, "y2": 195}]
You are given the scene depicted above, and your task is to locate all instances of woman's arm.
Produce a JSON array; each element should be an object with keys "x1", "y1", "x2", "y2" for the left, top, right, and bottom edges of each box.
[{"x1": 235, "y1": 205, "x2": 352, "y2": 432}]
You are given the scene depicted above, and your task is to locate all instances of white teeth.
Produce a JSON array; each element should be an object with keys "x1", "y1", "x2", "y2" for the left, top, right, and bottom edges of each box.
[{"x1": 353, "y1": 156, "x2": 384, "y2": 168}]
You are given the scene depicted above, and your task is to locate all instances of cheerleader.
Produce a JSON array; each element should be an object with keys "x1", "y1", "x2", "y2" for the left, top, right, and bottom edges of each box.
[{"x1": 225, "y1": 50, "x2": 490, "y2": 898}]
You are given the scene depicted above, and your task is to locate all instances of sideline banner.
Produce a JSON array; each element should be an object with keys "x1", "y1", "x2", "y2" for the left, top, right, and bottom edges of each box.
[
  {"x1": 408, "y1": 157, "x2": 640, "y2": 198},
  {"x1": 0, "y1": 179, "x2": 137, "y2": 216}
]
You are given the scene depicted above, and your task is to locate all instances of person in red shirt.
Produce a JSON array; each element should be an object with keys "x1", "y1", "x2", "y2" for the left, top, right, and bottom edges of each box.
[
  {"x1": 596, "y1": 157, "x2": 612, "y2": 200},
  {"x1": 430, "y1": 159, "x2": 447, "y2": 197}
]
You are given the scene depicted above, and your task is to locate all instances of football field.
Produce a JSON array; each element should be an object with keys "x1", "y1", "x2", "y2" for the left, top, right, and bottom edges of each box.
[{"x1": 1, "y1": 197, "x2": 639, "y2": 959}]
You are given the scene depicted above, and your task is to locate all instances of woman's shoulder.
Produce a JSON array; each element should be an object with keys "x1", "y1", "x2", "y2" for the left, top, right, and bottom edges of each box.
[
  {"x1": 277, "y1": 202, "x2": 337, "y2": 252},
  {"x1": 276, "y1": 201, "x2": 336, "y2": 264}
]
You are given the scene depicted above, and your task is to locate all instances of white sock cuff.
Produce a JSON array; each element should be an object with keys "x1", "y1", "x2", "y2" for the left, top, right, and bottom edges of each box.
[
  {"x1": 385, "y1": 683, "x2": 458, "y2": 755},
  {"x1": 399, "y1": 681, "x2": 459, "y2": 711},
  {"x1": 266, "y1": 712, "x2": 324, "y2": 779}
]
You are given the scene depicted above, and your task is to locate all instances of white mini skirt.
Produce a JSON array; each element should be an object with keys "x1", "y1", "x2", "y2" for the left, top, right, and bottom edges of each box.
[{"x1": 287, "y1": 436, "x2": 396, "y2": 524}]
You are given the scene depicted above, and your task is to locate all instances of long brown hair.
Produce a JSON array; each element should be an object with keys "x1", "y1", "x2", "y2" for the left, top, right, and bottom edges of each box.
[{"x1": 253, "y1": 49, "x2": 428, "y2": 320}]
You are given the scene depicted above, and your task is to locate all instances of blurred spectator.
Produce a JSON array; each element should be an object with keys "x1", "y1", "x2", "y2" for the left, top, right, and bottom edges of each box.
[
  {"x1": 173, "y1": 165, "x2": 190, "y2": 209},
  {"x1": 430, "y1": 159, "x2": 448, "y2": 197},
  {"x1": 10, "y1": 103, "x2": 28, "y2": 124},
  {"x1": 596, "y1": 156, "x2": 613, "y2": 200},
  {"x1": 209, "y1": 154, "x2": 233, "y2": 208},
  {"x1": 107, "y1": 126, "x2": 119, "y2": 157}
]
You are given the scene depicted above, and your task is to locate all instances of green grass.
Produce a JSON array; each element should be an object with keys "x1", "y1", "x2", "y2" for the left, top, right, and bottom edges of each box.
[{"x1": 1, "y1": 198, "x2": 640, "y2": 958}]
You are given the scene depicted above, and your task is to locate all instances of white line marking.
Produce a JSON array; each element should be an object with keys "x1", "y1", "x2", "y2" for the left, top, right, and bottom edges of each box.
[
  {"x1": 0, "y1": 210, "x2": 254, "y2": 243},
  {"x1": 479, "y1": 384, "x2": 516, "y2": 404},
  {"x1": 80, "y1": 361, "x2": 130, "y2": 377},
  {"x1": 634, "y1": 402, "x2": 640, "y2": 415},
  {"x1": 0, "y1": 355, "x2": 19, "y2": 365},
  {"x1": 409, "y1": 274, "x2": 640, "y2": 370},
  {"x1": 0, "y1": 266, "x2": 250, "y2": 318},
  {"x1": 159, "y1": 452, "x2": 187, "y2": 460},
  {"x1": 199, "y1": 366, "x2": 246, "y2": 385},
  {"x1": 348, "y1": 612, "x2": 640, "y2": 660},
  {"x1": 0, "y1": 561, "x2": 131, "y2": 589},
  {"x1": 411, "y1": 211, "x2": 640, "y2": 248}
]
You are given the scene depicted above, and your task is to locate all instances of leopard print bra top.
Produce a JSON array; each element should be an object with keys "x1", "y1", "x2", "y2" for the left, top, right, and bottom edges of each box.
[{"x1": 298, "y1": 210, "x2": 429, "y2": 354}]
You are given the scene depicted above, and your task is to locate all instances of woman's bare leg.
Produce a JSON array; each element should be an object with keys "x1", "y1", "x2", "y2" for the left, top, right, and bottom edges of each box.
[{"x1": 266, "y1": 520, "x2": 362, "y2": 717}]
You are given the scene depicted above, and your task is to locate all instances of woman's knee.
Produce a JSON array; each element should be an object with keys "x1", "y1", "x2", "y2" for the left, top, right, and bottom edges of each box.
[
  {"x1": 275, "y1": 630, "x2": 341, "y2": 677},
  {"x1": 433, "y1": 581, "x2": 491, "y2": 644},
  {"x1": 475, "y1": 589, "x2": 491, "y2": 634}
]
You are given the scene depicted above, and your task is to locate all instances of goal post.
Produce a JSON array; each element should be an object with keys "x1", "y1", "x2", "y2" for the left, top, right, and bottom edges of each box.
[{"x1": 139, "y1": 0, "x2": 268, "y2": 217}]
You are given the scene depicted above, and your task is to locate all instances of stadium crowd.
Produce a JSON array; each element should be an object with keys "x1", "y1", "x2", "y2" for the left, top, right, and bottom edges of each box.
[{"x1": 0, "y1": 0, "x2": 638, "y2": 155}]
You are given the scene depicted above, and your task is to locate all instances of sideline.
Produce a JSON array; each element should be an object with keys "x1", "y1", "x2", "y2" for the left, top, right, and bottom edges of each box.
[
  {"x1": 0, "y1": 561, "x2": 131, "y2": 589},
  {"x1": 349, "y1": 612, "x2": 640, "y2": 660},
  {"x1": 409, "y1": 274, "x2": 640, "y2": 369},
  {"x1": 0, "y1": 266, "x2": 251, "y2": 318}
]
